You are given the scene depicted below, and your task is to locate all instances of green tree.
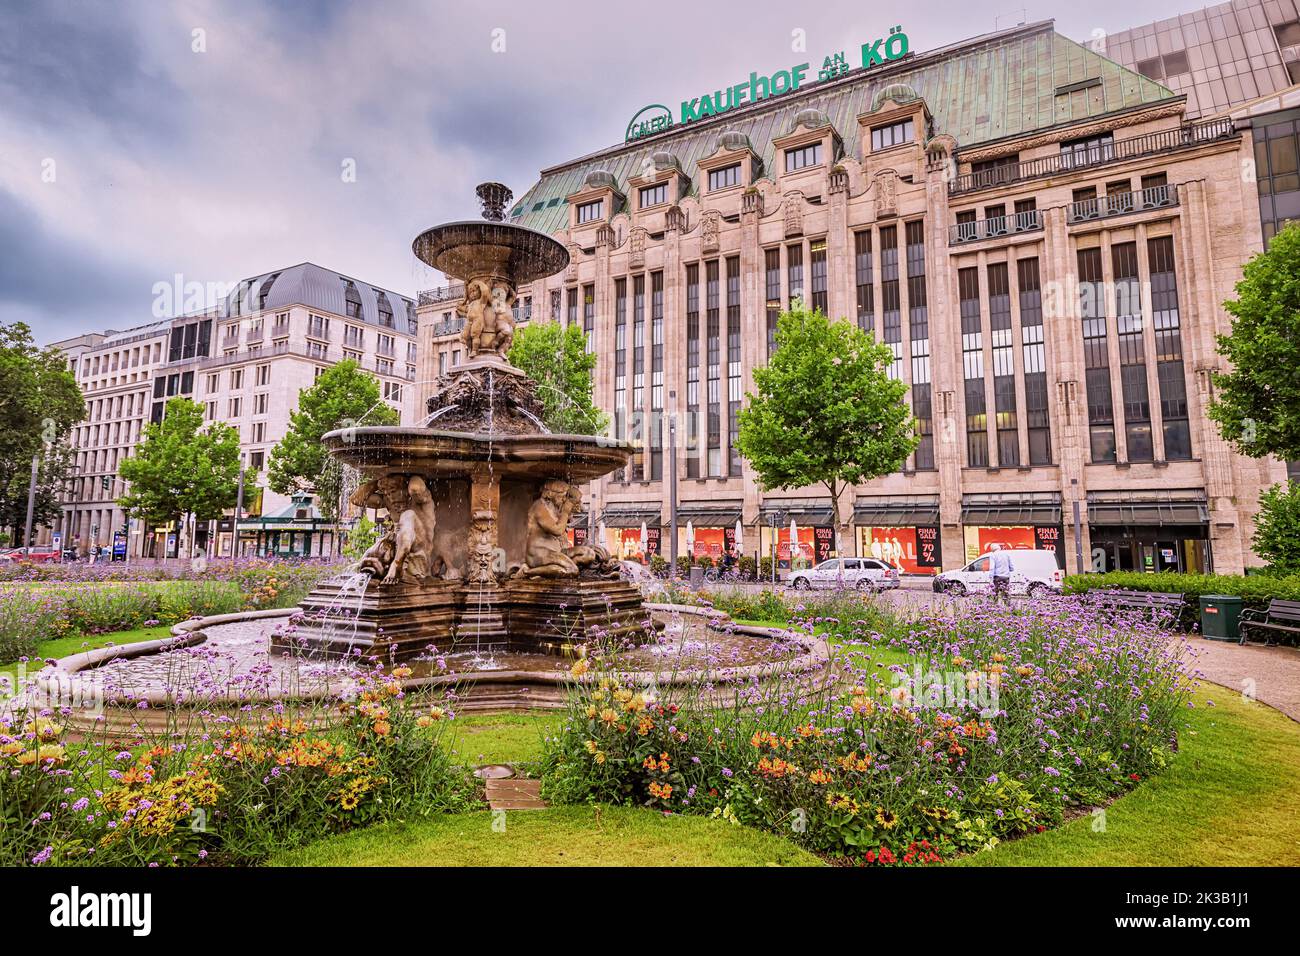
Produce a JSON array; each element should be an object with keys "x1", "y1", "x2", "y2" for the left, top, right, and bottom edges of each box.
[
  {"x1": 267, "y1": 359, "x2": 398, "y2": 555},
  {"x1": 736, "y1": 306, "x2": 919, "y2": 561},
  {"x1": 0, "y1": 442, "x2": 76, "y2": 539},
  {"x1": 343, "y1": 513, "x2": 378, "y2": 560},
  {"x1": 507, "y1": 321, "x2": 607, "y2": 435},
  {"x1": 118, "y1": 397, "x2": 240, "y2": 557},
  {"x1": 1209, "y1": 221, "x2": 1300, "y2": 459},
  {"x1": 1252, "y1": 481, "x2": 1300, "y2": 573},
  {"x1": 0, "y1": 322, "x2": 84, "y2": 543}
]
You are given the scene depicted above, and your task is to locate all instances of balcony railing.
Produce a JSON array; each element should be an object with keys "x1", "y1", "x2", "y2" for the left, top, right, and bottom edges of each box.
[
  {"x1": 431, "y1": 317, "x2": 466, "y2": 338},
  {"x1": 418, "y1": 283, "x2": 466, "y2": 306},
  {"x1": 948, "y1": 117, "x2": 1235, "y2": 195},
  {"x1": 1068, "y1": 183, "x2": 1178, "y2": 223},
  {"x1": 949, "y1": 209, "x2": 1043, "y2": 245}
]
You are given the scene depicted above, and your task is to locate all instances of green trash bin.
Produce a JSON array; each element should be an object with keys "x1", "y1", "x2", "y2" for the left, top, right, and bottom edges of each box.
[{"x1": 1200, "y1": 594, "x2": 1243, "y2": 641}]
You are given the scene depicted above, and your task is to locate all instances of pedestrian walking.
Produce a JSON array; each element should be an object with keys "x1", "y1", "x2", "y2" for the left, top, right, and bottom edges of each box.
[{"x1": 989, "y1": 543, "x2": 1013, "y2": 605}]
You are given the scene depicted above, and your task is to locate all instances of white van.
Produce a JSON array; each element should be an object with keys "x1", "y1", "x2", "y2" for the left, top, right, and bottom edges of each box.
[{"x1": 932, "y1": 549, "x2": 1063, "y2": 597}]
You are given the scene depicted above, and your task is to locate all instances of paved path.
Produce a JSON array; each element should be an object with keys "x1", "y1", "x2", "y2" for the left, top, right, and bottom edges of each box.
[
  {"x1": 485, "y1": 778, "x2": 547, "y2": 811},
  {"x1": 1182, "y1": 636, "x2": 1300, "y2": 722}
]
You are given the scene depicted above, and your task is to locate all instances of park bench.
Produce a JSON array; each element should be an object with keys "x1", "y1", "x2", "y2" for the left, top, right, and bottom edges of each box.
[
  {"x1": 1239, "y1": 599, "x2": 1300, "y2": 646},
  {"x1": 1089, "y1": 589, "x2": 1186, "y2": 628}
]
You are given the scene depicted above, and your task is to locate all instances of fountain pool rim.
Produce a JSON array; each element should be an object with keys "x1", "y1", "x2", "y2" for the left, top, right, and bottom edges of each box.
[{"x1": 33, "y1": 604, "x2": 834, "y2": 715}]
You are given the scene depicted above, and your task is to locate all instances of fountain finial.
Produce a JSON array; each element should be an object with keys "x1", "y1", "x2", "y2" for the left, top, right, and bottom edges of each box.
[{"x1": 476, "y1": 182, "x2": 513, "y2": 222}]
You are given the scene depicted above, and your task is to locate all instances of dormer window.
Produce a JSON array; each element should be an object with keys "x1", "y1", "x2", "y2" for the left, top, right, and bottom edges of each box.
[
  {"x1": 871, "y1": 118, "x2": 914, "y2": 151},
  {"x1": 577, "y1": 199, "x2": 604, "y2": 224},
  {"x1": 708, "y1": 163, "x2": 742, "y2": 191},
  {"x1": 639, "y1": 183, "x2": 667, "y2": 208},
  {"x1": 785, "y1": 143, "x2": 822, "y2": 172}
]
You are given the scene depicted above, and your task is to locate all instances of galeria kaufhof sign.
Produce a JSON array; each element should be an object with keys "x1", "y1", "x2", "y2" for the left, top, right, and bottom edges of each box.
[{"x1": 625, "y1": 27, "x2": 910, "y2": 142}]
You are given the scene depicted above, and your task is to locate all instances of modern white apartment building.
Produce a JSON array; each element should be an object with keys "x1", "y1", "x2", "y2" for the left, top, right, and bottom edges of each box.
[{"x1": 50, "y1": 263, "x2": 418, "y2": 559}]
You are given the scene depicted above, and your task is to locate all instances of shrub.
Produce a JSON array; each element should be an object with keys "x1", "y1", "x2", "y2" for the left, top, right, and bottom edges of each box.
[
  {"x1": 737, "y1": 554, "x2": 757, "y2": 580},
  {"x1": 694, "y1": 554, "x2": 714, "y2": 569},
  {"x1": 674, "y1": 555, "x2": 693, "y2": 578},
  {"x1": 648, "y1": 554, "x2": 668, "y2": 577}
]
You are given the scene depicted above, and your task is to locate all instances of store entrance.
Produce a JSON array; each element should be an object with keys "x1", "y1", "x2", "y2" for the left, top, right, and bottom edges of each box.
[{"x1": 1089, "y1": 525, "x2": 1210, "y2": 574}]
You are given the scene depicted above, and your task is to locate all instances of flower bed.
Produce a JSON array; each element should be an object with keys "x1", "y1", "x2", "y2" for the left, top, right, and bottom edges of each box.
[
  {"x1": 1, "y1": 664, "x2": 475, "y2": 866},
  {"x1": 539, "y1": 597, "x2": 1192, "y2": 863},
  {"x1": 0, "y1": 561, "x2": 342, "y2": 662}
]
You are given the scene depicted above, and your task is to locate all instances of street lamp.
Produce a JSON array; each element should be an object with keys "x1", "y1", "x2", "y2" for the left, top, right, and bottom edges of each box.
[{"x1": 667, "y1": 392, "x2": 678, "y2": 580}]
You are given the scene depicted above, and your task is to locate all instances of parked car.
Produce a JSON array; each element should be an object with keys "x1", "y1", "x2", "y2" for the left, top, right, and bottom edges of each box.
[
  {"x1": 789, "y1": 557, "x2": 902, "y2": 592},
  {"x1": 932, "y1": 549, "x2": 1063, "y2": 597},
  {"x1": 2, "y1": 546, "x2": 61, "y2": 563}
]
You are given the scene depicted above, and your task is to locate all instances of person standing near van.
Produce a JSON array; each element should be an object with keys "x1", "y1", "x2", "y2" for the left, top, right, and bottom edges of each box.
[{"x1": 989, "y1": 543, "x2": 1013, "y2": 605}]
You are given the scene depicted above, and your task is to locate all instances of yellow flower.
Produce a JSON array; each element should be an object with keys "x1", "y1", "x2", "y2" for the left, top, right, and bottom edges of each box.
[
  {"x1": 16, "y1": 750, "x2": 37, "y2": 765},
  {"x1": 808, "y1": 768, "x2": 833, "y2": 785},
  {"x1": 599, "y1": 708, "x2": 618, "y2": 726},
  {"x1": 416, "y1": 715, "x2": 434, "y2": 728},
  {"x1": 584, "y1": 740, "x2": 599, "y2": 754},
  {"x1": 875, "y1": 807, "x2": 898, "y2": 829},
  {"x1": 392, "y1": 666, "x2": 413, "y2": 679},
  {"x1": 373, "y1": 721, "x2": 392, "y2": 736},
  {"x1": 570, "y1": 658, "x2": 590, "y2": 677},
  {"x1": 0, "y1": 741, "x2": 23, "y2": 757},
  {"x1": 594, "y1": 751, "x2": 607, "y2": 765},
  {"x1": 585, "y1": 705, "x2": 599, "y2": 719}
]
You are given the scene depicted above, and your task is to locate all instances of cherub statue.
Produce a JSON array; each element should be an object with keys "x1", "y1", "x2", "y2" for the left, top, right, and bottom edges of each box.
[
  {"x1": 487, "y1": 279, "x2": 516, "y2": 357},
  {"x1": 457, "y1": 278, "x2": 493, "y2": 356}
]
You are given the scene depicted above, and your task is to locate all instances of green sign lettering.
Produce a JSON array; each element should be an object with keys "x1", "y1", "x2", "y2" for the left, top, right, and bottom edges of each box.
[{"x1": 625, "y1": 27, "x2": 910, "y2": 142}]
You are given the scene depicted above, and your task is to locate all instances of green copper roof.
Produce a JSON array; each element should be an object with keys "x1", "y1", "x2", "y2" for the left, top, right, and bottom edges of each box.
[{"x1": 511, "y1": 21, "x2": 1176, "y2": 234}]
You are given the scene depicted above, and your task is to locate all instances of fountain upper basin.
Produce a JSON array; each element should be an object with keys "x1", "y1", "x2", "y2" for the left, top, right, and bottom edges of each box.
[{"x1": 321, "y1": 426, "x2": 633, "y2": 483}]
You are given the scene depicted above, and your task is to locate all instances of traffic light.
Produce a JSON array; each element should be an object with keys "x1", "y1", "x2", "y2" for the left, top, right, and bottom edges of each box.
[{"x1": 101, "y1": 476, "x2": 111, "y2": 492}]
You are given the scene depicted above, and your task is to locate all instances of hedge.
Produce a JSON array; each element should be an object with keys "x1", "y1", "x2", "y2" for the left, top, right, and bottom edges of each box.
[{"x1": 1063, "y1": 571, "x2": 1300, "y2": 630}]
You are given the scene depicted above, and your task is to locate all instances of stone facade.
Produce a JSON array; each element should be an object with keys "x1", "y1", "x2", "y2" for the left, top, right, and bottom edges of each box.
[{"x1": 419, "y1": 21, "x2": 1287, "y2": 575}]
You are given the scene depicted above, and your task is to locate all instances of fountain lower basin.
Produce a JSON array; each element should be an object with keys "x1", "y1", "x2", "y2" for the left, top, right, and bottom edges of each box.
[{"x1": 30, "y1": 604, "x2": 832, "y2": 732}]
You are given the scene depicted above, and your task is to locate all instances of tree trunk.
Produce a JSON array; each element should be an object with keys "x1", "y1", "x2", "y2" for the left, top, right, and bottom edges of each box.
[{"x1": 827, "y1": 479, "x2": 844, "y2": 587}]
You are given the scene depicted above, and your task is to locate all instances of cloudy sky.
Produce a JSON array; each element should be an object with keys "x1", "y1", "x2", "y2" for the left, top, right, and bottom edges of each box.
[{"x1": 1, "y1": 0, "x2": 1198, "y2": 343}]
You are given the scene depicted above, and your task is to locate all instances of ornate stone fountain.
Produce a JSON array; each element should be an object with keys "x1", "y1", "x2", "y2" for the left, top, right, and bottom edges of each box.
[{"x1": 278, "y1": 184, "x2": 659, "y2": 661}]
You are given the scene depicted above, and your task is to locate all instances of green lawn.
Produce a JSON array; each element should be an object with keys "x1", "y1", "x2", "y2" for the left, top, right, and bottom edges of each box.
[
  {"x1": 268, "y1": 805, "x2": 823, "y2": 867},
  {"x1": 447, "y1": 711, "x2": 565, "y2": 769},
  {"x1": 1, "y1": 625, "x2": 173, "y2": 687},
  {"x1": 960, "y1": 688, "x2": 1300, "y2": 866},
  {"x1": 275, "y1": 685, "x2": 1300, "y2": 867}
]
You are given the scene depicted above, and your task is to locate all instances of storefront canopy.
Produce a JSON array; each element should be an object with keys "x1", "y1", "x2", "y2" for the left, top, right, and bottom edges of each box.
[
  {"x1": 961, "y1": 492, "x2": 1061, "y2": 526},
  {"x1": 753, "y1": 498, "x2": 836, "y2": 526},
  {"x1": 677, "y1": 501, "x2": 744, "y2": 526},
  {"x1": 853, "y1": 495, "x2": 941, "y2": 526},
  {"x1": 598, "y1": 503, "x2": 662, "y2": 528},
  {"x1": 1086, "y1": 490, "x2": 1209, "y2": 527}
]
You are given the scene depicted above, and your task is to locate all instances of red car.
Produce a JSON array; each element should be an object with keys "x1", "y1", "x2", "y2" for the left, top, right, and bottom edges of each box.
[{"x1": 3, "y1": 546, "x2": 61, "y2": 563}]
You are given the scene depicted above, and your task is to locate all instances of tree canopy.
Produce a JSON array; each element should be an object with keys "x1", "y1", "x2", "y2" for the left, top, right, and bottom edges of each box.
[
  {"x1": 117, "y1": 397, "x2": 240, "y2": 548},
  {"x1": 507, "y1": 320, "x2": 607, "y2": 435},
  {"x1": 736, "y1": 305, "x2": 919, "y2": 555},
  {"x1": 1209, "y1": 221, "x2": 1300, "y2": 460},
  {"x1": 0, "y1": 322, "x2": 83, "y2": 541},
  {"x1": 1252, "y1": 481, "x2": 1300, "y2": 574},
  {"x1": 267, "y1": 358, "x2": 399, "y2": 513}
]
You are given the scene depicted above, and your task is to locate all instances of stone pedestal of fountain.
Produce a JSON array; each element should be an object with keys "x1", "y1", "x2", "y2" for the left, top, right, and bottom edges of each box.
[{"x1": 275, "y1": 183, "x2": 663, "y2": 663}]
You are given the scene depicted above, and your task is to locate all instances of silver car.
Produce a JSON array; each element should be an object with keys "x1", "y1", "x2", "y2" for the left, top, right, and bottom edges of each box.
[{"x1": 789, "y1": 557, "x2": 902, "y2": 592}]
